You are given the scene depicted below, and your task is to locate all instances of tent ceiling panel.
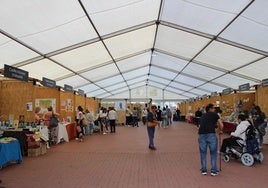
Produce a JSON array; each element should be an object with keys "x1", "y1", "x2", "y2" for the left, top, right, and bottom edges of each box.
[
  {"x1": 175, "y1": 75, "x2": 205, "y2": 87},
  {"x1": 95, "y1": 75, "x2": 125, "y2": 88},
  {"x1": 104, "y1": 25, "x2": 156, "y2": 59},
  {"x1": 1, "y1": 1, "x2": 267, "y2": 102},
  {"x1": 155, "y1": 25, "x2": 210, "y2": 59},
  {"x1": 117, "y1": 52, "x2": 151, "y2": 72},
  {"x1": 84, "y1": 0, "x2": 161, "y2": 36},
  {"x1": 51, "y1": 42, "x2": 112, "y2": 72},
  {"x1": 122, "y1": 67, "x2": 149, "y2": 80},
  {"x1": 0, "y1": 0, "x2": 98, "y2": 54},
  {"x1": 149, "y1": 66, "x2": 177, "y2": 80},
  {"x1": 56, "y1": 75, "x2": 89, "y2": 89},
  {"x1": 81, "y1": 63, "x2": 120, "y2": 82},
  {"x1": 78, "y1": 84, "x2": 101, "y2": 94},
  {"x1": 213, "y1": 74, "x2": 258, "y2": 89},
  {"x1": 234, "y1": 57, "x2": 268, "y2": 81},
  {"x1": 19, "y1": 59, "x2": 72, "y2": 81},
  {"x1": 105, "y1": 82, "x2": 127, "y2": 92},
  {"x1": 129, "y1": 82, "x2": 145, "y2": 90},
  {"x1": 88, "y1": 89, "x2": 108, "y2": 97},
  {"x1": 149, "y1": 75, "x2": 171, "y2": 85},
  {"x1": 190, "y1": 88, "x2": 211, "y2": 96},
  {"x1": 127, "y1": 75, "x2": 148, "y2": 85},
  {"x1": 151, "y1": 52, "x2": 189, "y2": 72},
  {"x1": 168, "y1": 82, "x2": 193, "y2": 92},
  {"x1": 220, "y1": 0, "x2": 268, "y2": 52},
  {"x1": 183, "y1": 63, "x2": 224, "y2": 81},
  {"x1": 195, "y1": 41, "x2": 263, "y2": 71},
  {"x1": 0, "y1": 35, "x2": 40, "y2": 66},
  {"x1": 160, "y1": 0, "x2": 251, "y2": 35},
  {"x1": 199, "y1": 83, "x2": 226, "y2": 93}
]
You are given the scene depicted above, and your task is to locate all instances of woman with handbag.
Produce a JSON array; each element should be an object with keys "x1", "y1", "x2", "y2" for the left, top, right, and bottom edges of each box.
[
  {"x1": 147, "y1": 105, "x2": 160, "y2": 150},
  {"x1": 43, "y1": 106, "x2": 59, "y2": 146}
]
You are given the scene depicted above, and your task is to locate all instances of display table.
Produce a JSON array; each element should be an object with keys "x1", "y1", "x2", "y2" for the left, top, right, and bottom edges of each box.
[
  {"x1": 185, "y1": 115, "x2": 195, "y2": 124},
  {"x1": 223, "y1": 121, "x2": 236, "y2": 133},
  {"x1": 37, "y1": 124, "x2": 69, "y2": 144},
  {"x1": 3, "y1": 129, "x2": 28, "y2": 156},
  {"x1": 0, "y1": 138, "x2": 23, "y2": 168},
  {"x1": 57, "y1": 123, "x2": 69, "y2": 144},
  {"x1": 65, "y1": 123, "x2": 77, "y2": 140}
]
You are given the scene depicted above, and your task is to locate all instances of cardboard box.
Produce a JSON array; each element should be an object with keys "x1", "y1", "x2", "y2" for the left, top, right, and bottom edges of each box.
[
  {"x1": 40, "y1": 142, "x2": 47, "y2": 155},
  {"x1": 28, "y1": 142, "x2": 47, "y2": 157},
  {"x1": 28, "y1": 148, "x2": 40, "y2": 157}
]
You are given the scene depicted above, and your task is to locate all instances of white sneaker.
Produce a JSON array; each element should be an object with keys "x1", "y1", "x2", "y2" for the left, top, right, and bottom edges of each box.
[{"x1": 211, "y1": 171, "x2": 219, "y2": 176}]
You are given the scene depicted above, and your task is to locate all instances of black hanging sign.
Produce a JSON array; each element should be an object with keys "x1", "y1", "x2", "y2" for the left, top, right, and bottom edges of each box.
[
  {"x1": 211, "y1": 92, "x2": 218, "y2": 97},
  {"x1": 64, "y1": 84, "x2": 73, "y2": 92},
  {"x1": 42, "y1": 77, "x2": 56, "y2": 88},
  {"x1": 78, "y1": 89, "x2": 84, "y2": 95},
  {"x1": 4, "y1": 64, "x2": 28, "y2": 82},
  {"x1": 239, "y1": 83, "x2": 250, "y2": 91},
  {"x1": 261, "y1": 79, "x2": 268, "y2": 87},
  {"x1": 222, "y1": 88, "x2": 233, "y2": 95}
]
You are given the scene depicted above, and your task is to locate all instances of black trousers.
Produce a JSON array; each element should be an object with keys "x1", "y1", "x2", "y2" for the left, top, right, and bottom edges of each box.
[
  {"x1": 110, "y1": 120, "x2": 116, "y2": 133},
  {"x1": 220, "y1": 136, "x2": 240, "y2": 153}
]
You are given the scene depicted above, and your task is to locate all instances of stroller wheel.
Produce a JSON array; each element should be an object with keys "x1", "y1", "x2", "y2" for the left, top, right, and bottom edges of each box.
[
  {"x1": 223, "y1": 154, "x2": 230, "y2": 163},
  {"x1": 241, "y1": 153, "x2": 254, "y2": 167}
]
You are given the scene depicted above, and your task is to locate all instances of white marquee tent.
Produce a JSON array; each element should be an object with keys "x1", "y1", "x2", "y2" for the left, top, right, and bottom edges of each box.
[{"x1": 0, "y1": 0, "x2": 268, "y2": 102}]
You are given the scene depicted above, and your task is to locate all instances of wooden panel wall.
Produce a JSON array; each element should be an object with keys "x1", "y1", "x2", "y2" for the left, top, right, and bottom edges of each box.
[
  {"x1": 86, "y1": 98, "x2": 100, "y2": 116},
  {"x1": 0, "y1": 79, "x2": 100, "y2": 123},
  {"x1": 255, "y1": 85, "x2": 268, "y2": 114},
  {"x1": 59, "y1": 91, "x2": 75, "y2": 123},
  {"x1": 0, "y1": 80, "x2": 34, "y2": 122},
  {"x1": 178, "y1": 92, "x2": 255, "y2": 116}
]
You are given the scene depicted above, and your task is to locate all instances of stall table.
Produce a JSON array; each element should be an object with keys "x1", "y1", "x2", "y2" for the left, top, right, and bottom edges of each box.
[
  {"x1": 223, "y1": 121, "x2": 236, "y2": 133},
  {"x1": 65, "y1": 123, "x2": 77, "y2": 140},
  {"x1": 3, "y1": 129, "x2": 29, "y2": 156},
  {"x1": 57, "y1": 123, "x2": 69, "y2": 144},
  {"x1": 0, "y1": 137, "x2": 22, "y2": 168}
]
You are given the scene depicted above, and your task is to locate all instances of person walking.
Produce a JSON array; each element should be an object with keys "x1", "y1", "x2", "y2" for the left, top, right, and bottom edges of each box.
[
  {"x1": 147, "y1": 105, "x2": 160, "y2": 150},
  {"x1": 108, "y1": 107, "x2": 117, "y2": 133},
  {"x1": 142, "y1": 108, "x2": 148, "y2": 125},
  {"x1": 198, "y1": 103, "x2": 224, "y2": 176},
  {"x1": 85, "y1": 109, "x2": 94, "y2": 135}
]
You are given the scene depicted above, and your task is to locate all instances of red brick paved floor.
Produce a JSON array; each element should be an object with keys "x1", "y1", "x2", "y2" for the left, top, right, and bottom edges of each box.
[{"x1": 0, "y1": 121, "x2": 268, "y2": 188}]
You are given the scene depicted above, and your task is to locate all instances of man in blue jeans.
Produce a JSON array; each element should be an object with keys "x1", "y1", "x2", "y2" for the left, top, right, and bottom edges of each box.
[{"x1": 198, "y1": 103, "x2": 223, "y2": 176}]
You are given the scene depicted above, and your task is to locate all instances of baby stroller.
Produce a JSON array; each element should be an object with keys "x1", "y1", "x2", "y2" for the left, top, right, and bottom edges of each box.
[{"x1": 223, "y1": 125, "x2": 264, "y2": 166}]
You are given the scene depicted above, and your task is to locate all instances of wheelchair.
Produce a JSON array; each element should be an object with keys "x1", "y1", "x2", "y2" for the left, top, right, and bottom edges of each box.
[{"x1": 223, "y1": 138, "x2": 264, "y2": 167}]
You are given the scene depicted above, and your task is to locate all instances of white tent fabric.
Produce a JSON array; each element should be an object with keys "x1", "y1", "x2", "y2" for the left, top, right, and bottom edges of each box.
[{"x1": 0, "y1": 0, "x2": 267, "y2": 102}]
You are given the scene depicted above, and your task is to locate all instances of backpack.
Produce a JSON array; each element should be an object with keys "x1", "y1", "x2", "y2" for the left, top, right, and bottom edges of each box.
[
  {"x1": 245, "y1": 120, "x2": 259, "y2": 154},
  {"x1": 245, "y1": 123, "x2": 256, "y2": 141}
]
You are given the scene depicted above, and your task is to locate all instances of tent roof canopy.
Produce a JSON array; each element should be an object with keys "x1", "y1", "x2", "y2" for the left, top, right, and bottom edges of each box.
[{"x1": 1, "y1": 0, "x2": 268, "y2": 102}]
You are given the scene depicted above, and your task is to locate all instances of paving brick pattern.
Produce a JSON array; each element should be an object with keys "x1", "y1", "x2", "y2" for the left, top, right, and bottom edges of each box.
[{"x1": 0, "y1": 121, "x2": 267, "y2": 188}]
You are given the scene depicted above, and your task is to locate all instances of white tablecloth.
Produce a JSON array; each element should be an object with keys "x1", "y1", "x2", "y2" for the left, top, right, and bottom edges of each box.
[
  {"x1": 37, "y1": 124, "x2": 69, "y2": 144},
  {"x1": 57, "y1": 123, "x2": 69, "y2": 144}
]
